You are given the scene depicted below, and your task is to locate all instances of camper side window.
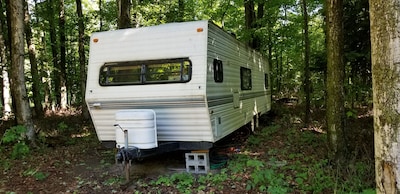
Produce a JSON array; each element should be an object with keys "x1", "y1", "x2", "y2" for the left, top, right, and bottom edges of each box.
[
  {"x1": 265, "y1": 73, "x2": 269, "y2": 89},
  {"x1": 213, "y1": 59, "x2": 223, "y2": 83},
  {"x1": 99, "y1": 63, "x2": 142, "y2": 84},
  {"x1": 240, "y1": 67, "x2": 252, "y2": 90},
  {"x1": 99, "y1": 58, "x2": 191, "y2": 86}
]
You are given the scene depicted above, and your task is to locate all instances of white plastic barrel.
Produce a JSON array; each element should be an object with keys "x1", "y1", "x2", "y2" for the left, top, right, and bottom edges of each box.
[{"x1": 115, "y1": 109, "x2": 158, "y2": 149}]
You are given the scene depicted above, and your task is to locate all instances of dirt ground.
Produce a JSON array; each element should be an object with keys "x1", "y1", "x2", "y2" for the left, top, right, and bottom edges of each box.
[{"x1": 0, "y1": 110, "x2": 255, "y2": 194}]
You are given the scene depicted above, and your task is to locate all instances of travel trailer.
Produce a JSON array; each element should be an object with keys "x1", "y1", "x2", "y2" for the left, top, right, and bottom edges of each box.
[{"x1": 85, "y1": 20, "x2": 271, "y2": 168}]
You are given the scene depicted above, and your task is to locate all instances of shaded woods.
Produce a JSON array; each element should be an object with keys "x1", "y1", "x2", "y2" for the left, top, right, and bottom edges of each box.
[{"x1": 1, "y1": 0, "x2": 397, "y2": 193}]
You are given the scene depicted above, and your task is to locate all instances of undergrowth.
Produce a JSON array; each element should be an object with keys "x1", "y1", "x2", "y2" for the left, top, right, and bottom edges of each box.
[
  {"x1": 1, "y1": 125, "x2": 30, "y2": 160},
  {"x1": 0, "y1": 105, "x2": 375, "y2": 193},
  {"x1": 140, "y1": 106, "x2": 375, "y2": 193}
]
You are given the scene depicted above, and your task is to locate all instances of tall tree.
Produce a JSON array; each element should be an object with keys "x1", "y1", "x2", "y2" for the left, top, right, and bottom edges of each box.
[
  {"x1": 370, "y1": 0, "x2": 400, "y2": 192},
  {"x1": 326, "y1": 0, "x2": 345, "y2": 159},
  {"x1": 99, "y1": 0, "x2": 103, "y2": 31},
  {"x1": 76, "y1": 0, "x2": 89, "y2": 118},
  {"x1": 302, "y1": 0, "x2": 311, "y2": 126},
  {"x1": 24, "y1": 0, "x2": 43, "y2": 117},
  {"x1": 178, "y1": 0, "x2": 184, "y2": 22},
  {"x1": 9, "y1": 0, "x2": 35, "y2": 141},
  {"x1": 244, "y1": 0, "x2": 256, "y2": 48},
  {"x1": 47, "y1": 0, "x2": 59, "y2": 110},
  {"x1": 59, "y1": 0, "x2": 67, "y2": 109},
  {"x1": 0, "y1": 0, "x2": 11, "y2": 118},
  {"x1": 117, "y1": 0, "x2": 131, "y2": 29}
]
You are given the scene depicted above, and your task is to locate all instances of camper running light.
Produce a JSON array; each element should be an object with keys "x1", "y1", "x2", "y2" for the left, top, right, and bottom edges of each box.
[
  {"x1": 93, "y1": 38, "x2": 99, "y2": 43},
  {"x1": 197, "y1": 28, "x2": 203, "y2": 32}
]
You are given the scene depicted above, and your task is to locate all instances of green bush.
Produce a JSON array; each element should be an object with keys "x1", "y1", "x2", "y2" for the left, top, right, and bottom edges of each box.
[{"x1": 1, "y1": 125, "x2": 30, "y2": 159}]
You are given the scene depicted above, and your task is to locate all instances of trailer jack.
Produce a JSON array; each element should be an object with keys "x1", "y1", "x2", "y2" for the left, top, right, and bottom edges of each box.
[
  {"x1": 114, "y1": 124, "x2": 142, "y2": 181},
  {"x1": 115, "y1": 147, "x2": 141, "y2": 181}
]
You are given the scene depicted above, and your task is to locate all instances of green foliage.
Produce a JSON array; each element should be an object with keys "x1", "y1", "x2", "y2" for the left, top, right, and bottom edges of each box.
[
  {"x1": 103, "y1": 177, "x2": 124, "y2": 186},
  {"x1": 247, "y1": 168, "x2": 290, "y2": 193},
  {"x1": 346, "y1": 109, "x2": 358, "y2": 119},
  {"x1": 150, "y1": 168, "x2": 231, "y2": 192},
  {"x1": 304, "y1": 160, "x2": 334, "y2": 193},
  {"x1": 23, "y1": 168, "x2": 49, "y2": 181},
  {"x1": 152, "y1": 173, "x2": 194, "y2": 193},
  {"x1": 335, "y1": 160, "x2": 375, "y2": 193},
  {"x1": 247, "y1": 135, "x2": 262, "y2": 146},
  {"x1": 1, "y1": 126, "x2": 30, "y2": 159},
  {"x1": 260, "y1": 124, "x2": 281, "y2": 137},
  {"x1": 226, "y1": 154, "x2": 250, "y2": 174},
  {"x1": 2, "y1": 126, "x2": 27, "y2": 144},
  {"x1": 57, "y1": 121, "x2": 69, "y2": 131},
  {"x1": 31, "y1": 118, "x2": 373, "y2": 194},
  {"x1": 11, "y1": 142, "x2": 30, "y2": 159},
  {"x1": 198, "y1": 170, "x2": 228, "y2": 187},
  {"x1": 343, "y1": 0, "x2": 372, "y2": 107}
]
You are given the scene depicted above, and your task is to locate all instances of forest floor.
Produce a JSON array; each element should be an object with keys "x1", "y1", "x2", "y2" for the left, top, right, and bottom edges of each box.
[{"x1": 0, "y1": 102, "x2": 375, "y2": 194}]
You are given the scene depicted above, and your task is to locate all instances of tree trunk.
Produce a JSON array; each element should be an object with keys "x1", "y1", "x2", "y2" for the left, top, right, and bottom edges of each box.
[
  {"x1": 9, "y1": 0, "x2": 35, "y2": 141},
  {"x1": 99, "y1": 0, "x2": 103, "y2": 31},
  {"x1": 244, "y1": 0, "x2": 256, "y2": 48},
  {"x1": 302, "y1": 0, "x2": 311, "y2": 127},
  {"x1": 47, "y1": 0, "x2": 59, "y2": 110},
  {"x1": 2, "y1": 69, "x2": 11, "y2": 118},
  {"x1": 370, "y1": 0, "x2": 400, "y2": 192},
  {"x1": 178, "y1": 0, "x2": 184, "y2": 22},
  {"x1": 278, "y1": 48, "x2": 282, "y2": 93},
  {"x1": 117, "y1": 0, "x2": 131, "y2": 29},
  {"x1": 0, "y1": 0, "x2": 11, "y2": 119},
  {"x1": 76, "y1": 0, "x2": 89, "y2": 119},
  {"x1": 59, "y1": 0, "x2": 67, "y2": 110},
  {"x1": 24, "y1": 0, "x2": 43, "y2": 117},
  {"x1": 326, "y1": 0, "x2": 345, "y2": 159}
]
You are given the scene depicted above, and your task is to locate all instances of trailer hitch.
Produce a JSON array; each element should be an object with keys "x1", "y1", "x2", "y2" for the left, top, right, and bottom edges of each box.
[
  {"x1": 115, "y1": 147, "x2": 141, "y2": 163},
  {"x1": 114, "y1": 124, "x2": 142, "y2": 162}
]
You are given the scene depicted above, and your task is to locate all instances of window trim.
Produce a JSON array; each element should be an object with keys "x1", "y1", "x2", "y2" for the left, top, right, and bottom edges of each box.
[{"x1": 99, "y1": 58, "x2": 192, "y2": 86}]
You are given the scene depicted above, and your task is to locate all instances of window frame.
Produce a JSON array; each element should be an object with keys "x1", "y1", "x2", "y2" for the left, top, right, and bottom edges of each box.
[
  {"x1": 240, "y1": 67, "x2": 252, "y2": 90},
  {"x1": 213, "y1": 59, "x2": 224, "y2": 83},
  {"x1": 264, "y1": 73, "x2": 269, "y2": 89},
  {"x1": 99, "y1": 58, "x2": 192, "y2": 86}
]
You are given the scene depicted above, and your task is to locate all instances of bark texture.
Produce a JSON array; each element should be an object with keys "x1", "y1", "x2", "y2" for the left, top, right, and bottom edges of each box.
[
  {"x1": 0, "y1": 0, "x2": 11, "y2": 118},
  {"x1": 76, "y1": 0, "x2": 89, "y2": 119},
  {"x1": 370, "y1": 0, "x2": 400, "y2": 192},
  {"x1": 9, "y1": 0, "x2": 35, "y2": 141},
  {"x1": 59, "y1": 0, "x2": 67, "y2": 109},
  {"x1": 47, "y1": 0, "x2": 59, "y2": 110},
  {"x1": 24, "y1": 0, "x2": 42, "y2": 117},
  {"x1": 117, "y1": 0, "x2": 131, "y2": 29},
  {"x1": 326, "y1": 0, "x2": 345, "y2": 158},
  {"x1": 244, "y1": 0, "x2": 256, "y2": 49}
]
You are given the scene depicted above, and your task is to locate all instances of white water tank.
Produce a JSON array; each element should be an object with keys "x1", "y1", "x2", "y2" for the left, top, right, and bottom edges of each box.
[{"x1": 115, "y1": 109, "x2": 158, "y2": 149}]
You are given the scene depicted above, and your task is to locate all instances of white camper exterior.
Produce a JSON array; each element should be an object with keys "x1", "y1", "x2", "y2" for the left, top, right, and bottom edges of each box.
[{"x1": 86, "y1": 20, "x2": 271, "y2": 151}]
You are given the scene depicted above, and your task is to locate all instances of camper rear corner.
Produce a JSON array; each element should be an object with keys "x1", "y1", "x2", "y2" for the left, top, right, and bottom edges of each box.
[{"x1": 85, "y1": 20, "x2": 213, "y2": 150}]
